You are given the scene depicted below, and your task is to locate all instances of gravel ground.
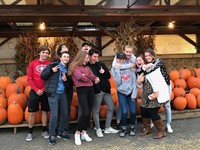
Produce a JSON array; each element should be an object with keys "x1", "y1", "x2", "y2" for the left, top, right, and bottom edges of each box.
[{"x1": 0, "y1": 118, "x2": 200, "y2": 150}]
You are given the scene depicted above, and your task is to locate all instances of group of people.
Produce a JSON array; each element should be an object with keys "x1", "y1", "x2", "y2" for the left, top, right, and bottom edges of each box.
[{"x1": 25, "y1": 41, "x2": 173, "y2": 146}]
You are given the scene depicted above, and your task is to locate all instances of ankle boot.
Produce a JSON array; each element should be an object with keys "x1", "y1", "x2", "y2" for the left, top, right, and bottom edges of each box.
[
  {"x1": 140, "y1": 118, "x2": 151, "y2": 136},
  {"x1": 153, "y1": 119, "x2": 166, "y2": 139}
]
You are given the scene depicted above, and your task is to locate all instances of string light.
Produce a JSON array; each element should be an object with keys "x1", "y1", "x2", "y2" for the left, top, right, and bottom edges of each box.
[
  {"x1": 168, "y1": 21, "x2": 175, "y2": 29},
  {"x1": 39, "y1": 22, "x2": 46, "y2": 30}
]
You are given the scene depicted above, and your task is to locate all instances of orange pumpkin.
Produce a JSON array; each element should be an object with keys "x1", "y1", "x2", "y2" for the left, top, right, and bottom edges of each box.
[
  {"x1": 70, "y1": 106, "x2": 77, "y2": 121},
  {"x1": 179, "y1": 68, "x2": 192, "y2": 81},
  {"x1": 136, "y1": 98, "x2": 142, "y2": 115},
  {"x1": 191, "y1": 68, "x2": 200, "y2": 78},
  {"x1": 0, "y1": 76, "x2": 12, "y2": 90},
  {"x1": 169, "y1": 70, "x2": 179, "y2": 82},
  {"x1": 187, "y1": 70, "x2": 200, "y2": 89},
  {"x1": 111, "y1": 88, "x2": 118, "y2": 104},
  {"x1": 158, "y1": 106, "x2": 164, "y2": 113},
  {"x1": 7, "y1": 101, "x2": 24, "y2": 125},
  {"x1": 189, "y1": 88, "x2": 200, "y2": 97},
  {"x1": 0, "y1": 107, "x2": 7, "y2": 125},
  {"x1": 71, "y1": 92, "x2": 78, "y2": 108},
  {"x1": 170, "y1": 80, "x2": 174, "y2": 89},
  {"x1": 24, "y1": 85, "x2": 31, "y2": 98},
  {"x1": 0, "y1": 88, "x2": 6, "y2": 98},
  {"x1": 185, "y1": 93, "x2": 197, "y2": 109},
  {"x1": 6, "y1": 83, "x2": 23, "y2": 98},
  {"x1": 100, "y1": 105, "x2": 108, "y2": 119},
  {"x1": 174, "y1": 79, "x2": 187, "y2": 89},
  {"x1": 170, "y1": 91, "x2": 174, "y2": 101},
  {"x1": 173, "y1": 96, "x2": 187, "y2": 111},
  {"x1": 0, "y1": 97, "x2": 7, "y2": 109},
  {"x1": 197, "y1": 94, "x2": 200, "y2": 108},
  {"x1": 24, "y1": 106, "x2": 42, "y2": 124},
  {"x1": 137, "y1": 88, "x2": 142, "y2": 99},
  {"x1": 16, "y1": 75, "x2": 29, "y2": 88},
  {"x1": 114, "y1": 102, "x2": 119, "y2": 113},
  {"x1": 173, "y1": 87, "x2": 186, "y2": 98},
  {"x1": 108, "y1": 72, "x2": 117, "y2": 89}
]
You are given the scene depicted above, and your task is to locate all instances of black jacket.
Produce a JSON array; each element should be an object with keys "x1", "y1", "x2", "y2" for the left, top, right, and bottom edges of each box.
[
  {"x1": 40, "y1": 61, "x2": 70, "y2": 97},
  {"x1": 87, "y1": 61, "x2": 111, "y2": 93}
]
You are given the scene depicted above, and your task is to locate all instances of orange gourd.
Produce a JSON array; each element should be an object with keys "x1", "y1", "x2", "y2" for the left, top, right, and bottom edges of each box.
[
  {"x1": 7, "y1": 101, "x2": 24, "y2": 125},
  {"x1": 137, "y1": 88, "x2": 142, "y2": 99},
  {"x1": 170, "y1": 91, "x2": 174, "y2": 101},
  {"x1": 189, "y1": 88, "x2": 200, "y2": 97},
  {"x1": 173, "y1": 87, "x2": 186, "y2": 98},
  {"x1": 173, "y1": 96, "x2": 187, "y2": 111},
  {"x1": 24, "y1": 106, "x2": 42, "y2": 124},
  {"x1": 187, "y1": 70, "x2": 200, "y2": 89},
  {"x1": 158, "y1": 106, "x2": 164, "y2": 113},
  {"x1": 185, "y1": 93, "x2": 197, "y2": 109},
  {"x1": 108, "y1": 72, "x2": 117, "y2": 89},
  {"x1": 0, "y1": 88, "x2": 6, "y2": 98},
  {"x1": 136, "y1": 98, "x2": 142, "y2": 115},
  {"x1": 0, "y1": 97, "x2": 7, "y2": 109},
  {"x1": 71, "y1": 92, "x2": 78, "y2": 108},
  {"x1": 24, "y1": 85, "x2": 31, "y2": 98},
  {"x1": 70, "y1": 106, "x2": 77, "y2": 121},
  {"x1": 174, "y1": 78, "x2": 187, "y2": 89},
  {"x1": 16, "y1": 75, "x2": 28, "y2": 88},
  {"x1": 179, "y1": 68, "x2": 192, "y2": 81},
  {"x1": 0, "y1": 76, "x2": 12, "y2": 90},
  {"x1": 0, "y1": 107, "x2": 7, "y2": 125},
  {"x1": 169, "y1": 70, "x2": 179, "y2": 82},
  {"x1": 111, "y1": 88, "x2": 118, "y2": 104},
  {"x1": 6, "y1": 83, "x2": 23, "y2": 98},
  {"x1": 197, "y1": 94, "x2": 200, "y2": 108}
]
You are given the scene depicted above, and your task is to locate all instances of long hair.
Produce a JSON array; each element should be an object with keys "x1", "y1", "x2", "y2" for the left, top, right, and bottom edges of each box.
[
  {"x1": 144, "y1": 47, "x2": 156, "y2": 63},
  {"x1": 68, "y1": 50, "x2": 88, "y2": 75}
]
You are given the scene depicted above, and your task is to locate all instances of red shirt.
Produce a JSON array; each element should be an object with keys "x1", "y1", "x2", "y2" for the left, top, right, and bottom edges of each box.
[
  {"x1": 72, "y1": 65, "x2": 96, "y2": 87},
  {"x1": 27, "y1": 59, "x2": 51, "y2": 92}
]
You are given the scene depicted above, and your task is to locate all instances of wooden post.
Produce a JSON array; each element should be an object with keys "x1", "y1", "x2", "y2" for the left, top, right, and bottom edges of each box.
[{"x1": 196, "y1": 34, "x2": 200, "y2": 53}]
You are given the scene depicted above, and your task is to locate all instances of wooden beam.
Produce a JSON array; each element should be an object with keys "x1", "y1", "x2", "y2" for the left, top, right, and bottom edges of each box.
[
  {"x1": 77, "y1": 36, "x2": 98, "y2": 49},
  {"x1": 196, "y1": 34, "x2": 200, "y2": 53},
  {"x1": 96, "y1": 0, "x2": 106, "y2": 5},
  {"x1": 101, "y1": 38, "x2": 115, "y2": 50},
  {"x1": 0, "y1": 38, "x2": 12, "y2": 47},
  {"x1": 178, "y1": 33, "x2": 199, "y2": 49},
  {"x1": 11, "y1": 0, "x2": 22, "y2": 5},
  {"x1": 0, "y1": 0, "x2": 5, "y2": 5},
  {"x1": 57, "y1": 0, "x2": 69, "y2": 5}
]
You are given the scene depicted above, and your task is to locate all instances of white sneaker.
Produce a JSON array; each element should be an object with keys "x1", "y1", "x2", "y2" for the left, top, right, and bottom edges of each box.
[
  {"x1": 26, "y1": 133, "x2": 33, "y2": 142},
  {"x1": 96, "y1": 129, "x2": 104, "y2": 138},
  {"x1": 104, "y1": 127, "x2": 119, "y2": 134},
  {"x1": 166, "y1": 124, "x2": 173, "y2": 133},
  {"x1": 150, "y1": 123, "x2": 154, "y2": 128},
  {"x1": 81, "y1": 132, "x2": 92, "y2": 142},
  {"x1": 74, "y1": 133, "x2": 81, "y2": 146}
]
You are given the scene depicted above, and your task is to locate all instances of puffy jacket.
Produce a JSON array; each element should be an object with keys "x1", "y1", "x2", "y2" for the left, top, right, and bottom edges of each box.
[{"x1": 40, "y1": 62, "x2": 69, "y2": 97}]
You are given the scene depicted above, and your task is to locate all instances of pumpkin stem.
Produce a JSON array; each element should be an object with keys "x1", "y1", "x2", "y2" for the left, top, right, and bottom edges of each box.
[
  {"x1": 16, "y1": 86, "x2": 21, "y2": 94},
  {"x1": 192, "y1": 70, "x2": 197, "y2": 77}
]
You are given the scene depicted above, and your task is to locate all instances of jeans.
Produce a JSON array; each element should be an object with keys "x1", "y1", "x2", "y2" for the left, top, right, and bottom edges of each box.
[
  {"x1": 93, "y1": 91, "x2": 114, "y2": 129},
  {"x1": 117, "y1": 91, "x2": 137, "y2": 127},
  {"x1": 164, "y1": 100, "x2": 172, "y2": 125},
  {"x1": 48, "y1": 92, "x2": 68, "y2": 136}
]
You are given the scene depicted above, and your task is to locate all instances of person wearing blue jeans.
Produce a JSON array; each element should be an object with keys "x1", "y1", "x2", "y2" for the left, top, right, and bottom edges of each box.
[
  {"x1": 111, "y1": 52, "x2": 137, "y2": 137},
  {"x1": 41, "y1": 52, "x2": 70, "y2": 145}
]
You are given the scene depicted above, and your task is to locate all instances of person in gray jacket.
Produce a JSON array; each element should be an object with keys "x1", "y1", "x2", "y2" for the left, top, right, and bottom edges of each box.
[
  {"x1": 40, "y1": 51, "x2": 70, "y2": 145},
  {"x1": 111, "y1": 52, "x2": 137, "y2": 137}
]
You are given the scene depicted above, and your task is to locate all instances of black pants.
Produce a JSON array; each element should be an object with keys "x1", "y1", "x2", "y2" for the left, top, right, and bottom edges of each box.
[
  {"x1": 140, "y1": 106, "x2": 161, "y2": 121},
  {"x1": 76, "y1": 86, "x2": 94, "y2": 131}
]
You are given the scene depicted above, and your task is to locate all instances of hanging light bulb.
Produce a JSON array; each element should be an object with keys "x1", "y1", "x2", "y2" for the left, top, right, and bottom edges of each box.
[
  {"x1": 39, "y1": 22, "x2": 46, "y2": 30},
  {"x1": 168, "y1": 21, "x2": 175, "y2": 29}
]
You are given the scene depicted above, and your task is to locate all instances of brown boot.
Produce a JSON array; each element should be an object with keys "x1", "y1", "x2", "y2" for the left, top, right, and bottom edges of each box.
[
  {"x1": 140, "y1": 118, "x2": 151, "y2": 136},
  {"x1": 153, "y1": 119, "x2": 166, "y2": 139}
]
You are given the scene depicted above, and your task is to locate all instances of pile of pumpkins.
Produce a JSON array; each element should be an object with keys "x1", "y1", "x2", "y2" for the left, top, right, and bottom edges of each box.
[
  {"x1": 169, "y1": 67, "x2": 200, "y2": 111},
  {"x1": 0, "y1": 75, "x2": 77, "y2": 125}
]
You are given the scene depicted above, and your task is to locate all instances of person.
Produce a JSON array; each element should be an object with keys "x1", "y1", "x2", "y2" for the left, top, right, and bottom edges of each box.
[
  {"x1": 81, "y1": 41, "x2": 91, "y2": 53},
  {"x1": 55, "y1": 44, "x2": 74, "y2": 133},
  {"x1": 26, "y1": 45, "x2": 51, "y2": 142},
  {"x1": 87, "y1": 48, "x2": 118, "y2": 138},
  {"x1": 112, "y1": 45, "x2": 136, "y2": 129},
  {"x1": 143, "y1": 48, "x2": 173, "y2": 133},
  {"x1": 68, "y1": 50, "x2": 100, "y2": 146},
  {"x1": 137, "y1": 49, "x2": 167, "y2": 139},
  {"x1": 111, "y1": 52, "x2": 137, "y2": 137},
  {"x1": 40, "y1": 51, "x2": 70, "y2": 145}
]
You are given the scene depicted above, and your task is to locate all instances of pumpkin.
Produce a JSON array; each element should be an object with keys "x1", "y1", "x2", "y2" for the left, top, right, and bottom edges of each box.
[
  {"x1": 108, "y1": 72, "x2": 117, "y2": 89},
  {"x1": 0, "y1": 97, "x2": 7, "y2": 109},
  {"x1": 174, "y1": 78, "x2": 187, "y2": 89},
  {"x1": 187, "y1": 70, "x2": 200, "y2": 89},
  {"x1": 170, "y1": 80, "x2": 174, "y2": 89},
  {"x1": 16, "y1": 75, "x2": 29, "y2": 88},
  {"x1": 137, "y1": 88, "x2": 142, "y2": 99},
  {"x1": 70, "y1": 106, "x2": 77, "y2": 121},
  {"x1": 24, "y1": 106, "x2": 42, "y2": 124},
  {"x1": 191, "y1": 68, "x2": 200, "y2": 78},
  {"x1": 179, "y1": 68, "x2": 192, "y2": 81},
  {"x1": 71, "y1": 92, "x2": 78, "y2": 108},
  {"x1": 111, "y1": 88, "x2": 118, "y2": 104},
  {"x1": 170, "y1": 91, "x2": 174, "y2": 101},
  {"x1": 173, "y1": 96, "x2": 187, "y2": 111},
  {"x1": 158, "y1": 106, "x2": 164, "y2": 113},
  {"x1": 7, "y1": 101, "x2": 24, "y2": 125},
  {"x1": 24, "y1": 85, "x2": 31, "y2": 98},
  {"x1": 169, "y1": 70, "x2": 179, "y2": 82},
  {"x1": 100, "y1": 105, "x2": 108, "y2": 119},
  {"x1": 173, "y1": 87, "x2": 186, "y2": 98},
  {"x1": 189, "y1": 88, "x2": 200, "y2": 97},
  {"x1": 185, "y1": 93, "x2": 197, "y2": 109},
  {"x1": 114, "y1": 102, "x2": 119, "y2": 113},
  {"x1": 0, "y1": 76, "x2": 12, "y2": 90},
  {"x1": 197, "y1": 94, "x2": 200, "y2": 108},
  {"x1": 0, "y1": 107, "x2": 7, "y2": 125},
  {"x1": 8, "y1": 86, "x2": 27, "y2": 110},
  {"x1": 0, "y1": 88, "x2": 6, "y2": 98},
  {"x1": 6, "y1": 83, "x2": 23, "y2": 98},
  {"x1": 136, "y1": 98, "x2": 142, "y2": 115}
]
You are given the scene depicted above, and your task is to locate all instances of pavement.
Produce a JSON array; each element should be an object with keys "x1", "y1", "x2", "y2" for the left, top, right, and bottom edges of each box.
[{"x1": 0, "y1": 118, "x2": 200, "y2": 150}]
